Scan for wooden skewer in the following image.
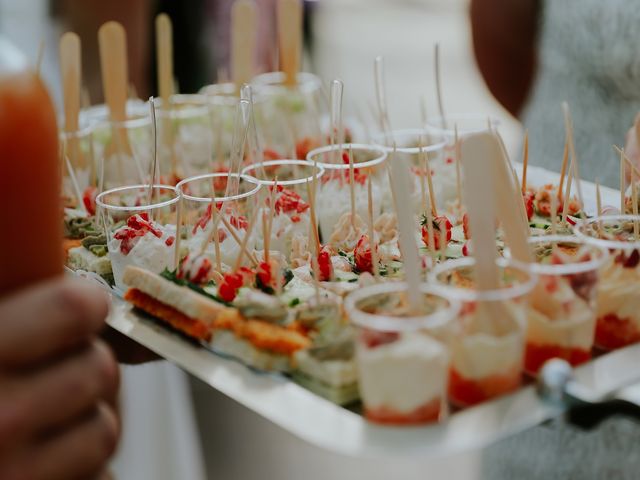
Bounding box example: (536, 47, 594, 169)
(550, 193, 558, 235)
(425, 190, 435, 253)
(388, 148, 422, 313)
(434, 43, 447, 129)
(367, 175, 379, 278)
(174, 196, 183, 271)
(64, 155, 86, 214)
(619, 146, 626, 214)
(632, 166, 639, 238)
(595, 179, 603, 234)
(422, 141, 438, 218)
(521, 130, 529, 193)
(98, 21, 134, 158)
(211, 204, 223, 272)
(231, 0, 258, 89)
(419, 138, 428, 215)
(557, 137, 569, 200)
(234, 209, 258, 270)
(147, 97, 159, 210)
(561, 153, 574, 226)
(454, 124, 462, 209)
(329, 79, 344, 166)
(373, 56, 392, 135)
(562, 103, 584, 209)
(348, 146, 357, 228)
(220, 214, 259, 266)
(277, 0, 302, 87)
(263, 178, 278, 262)
(156, 13, 179, 179)
(305, 180, 321, 254)
(613, 145, 640, 180)
(59, 32, 84, 169)
(262, 209, 270, 264)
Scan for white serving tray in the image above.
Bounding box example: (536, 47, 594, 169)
(102, 164, 639, 459)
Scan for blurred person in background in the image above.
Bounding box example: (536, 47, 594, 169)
(472, 1, 640, 478)
(471, 0, 640, 188)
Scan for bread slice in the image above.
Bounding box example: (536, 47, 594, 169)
(123, 266, 226, 322)
(122, 265, 231, 341)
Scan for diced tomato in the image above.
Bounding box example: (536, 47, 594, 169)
(165, 236, 175, 247)
(263, 148, 282, 161)
(595, 313, 640, 350)
(365, 397, 442, 425)
(256, 261, 273, 289)
(114, 214, 164, 254)
(524, 342, 591, 376)
(295, 137, 319, 160)
(218, 271, 245, 302)
(316, 245, 334, 281)
(82, 186, 98, 216)
(360, 328, 400, 349)
(274, 188, 309, 215)
(421, 215, 452, 250)
(448, 366, 521, 407)
(229, 214, 249, 230)
(523, 191, 534, 220)
(354, 234, 377, 273)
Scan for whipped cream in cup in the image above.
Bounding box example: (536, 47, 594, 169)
(242, 159, 324, 257)
(507, 236, 608, 375)
(96, 184, 180, 291)
(575, 214, 640, 350)
(429, 257, 537, 407)
(345, 282, 459, 426)
(176, 173, 262, 269)
(306, 143, 387, 241)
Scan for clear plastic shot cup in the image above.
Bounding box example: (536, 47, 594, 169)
(154, 94, 213, 181)
(508, 235, 608, 376)
(429, 257, 537, 407)
(345, 282, 459, 425)
(305, 143, 387, 242)
(81, 100, 153, 190)
(241, 159, 324, 258)
(95, 184, 180, 291)
(175, 173, 262, 270)
(575, 214, 640, 350)
(372, 128, 449, 215)
(251, 72, 325, 160)
(59, 125, 97, 212)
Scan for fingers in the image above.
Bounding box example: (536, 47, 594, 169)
(0, 403, 119, 480)
(0, 340, 119, 452)
(0, 277, 110, 368)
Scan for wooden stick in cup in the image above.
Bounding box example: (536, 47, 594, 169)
(434, 43, 447, 129)
(234, 209, 258, 270)
(277, 0, 302, 87)
(562, 102, 584, 209)
(620, 146, 626, 213)
(348, 146, 357, 228)
(521, 130, 529, 193)
(220, 214, 258, 266)
(550, 193, 558, 235)
(231, 0, 257, 89)
(422, 139, 438, 217)
(305, 180, 321, 254)
(367, 175, 379, 278)
(59, 32, 84, 169)
(557, 137, 569, 200)
(329, 79, 344, 166)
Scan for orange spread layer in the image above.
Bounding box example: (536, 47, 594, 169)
(124, 288, 212, 341)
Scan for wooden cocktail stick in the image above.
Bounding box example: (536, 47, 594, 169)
(348, 146, 357, 228)
(277, 0, 302, 87)
(234, 209, 258, 270)
(632, 166, 639, 238)
(367, 175, 379, 278)
(64, 155, 85, 214)
(562, 103, 584, 209)
(174, 196, 183, 271)
(550, 193, 558, 235)
(434, 43, 446, 129)
(561, 154, 574, 226)
(596, 179, 603, 234)
(59, 32, 84, 169)
(557, 137, 569, 200)
(329, 79, 344, 166)
(419, 137, 428, 215)
(422, 141, 438, 218)
(231, 0, 257, 89)
(98, 21, 134, 158)
(147, 97, 159, 210)
(616, 146, 625, 214)
(220, 214, 258, 266)
(521, 130, 529, 193)
(374, 56, 392, 135)
(305, 180, 321, 254)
